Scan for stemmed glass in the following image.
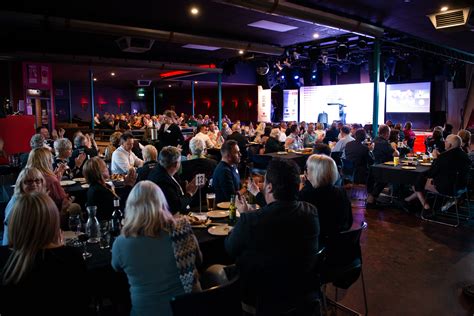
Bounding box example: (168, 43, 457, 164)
(99, 221, 110, 250)
(78, 233, 92, 259)
(68, 215, 82, 247)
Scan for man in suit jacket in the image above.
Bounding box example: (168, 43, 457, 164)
(344, 128, 374, 184)
(405, 134, 471, 209)
(225, 159, 320, 315)
(158, 110, 184, 150)
(148, 146, 199, 214)
(212, 140, 242, 203)
(226, 123, 249, 160)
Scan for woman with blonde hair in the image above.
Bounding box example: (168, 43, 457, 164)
(112, 181, 202, 316)
(0, 192, 87, 315)
(298, 154, 353, 245)
(26, 148, 79, 217)
(2, 167, 46, 245)
(104, 131, 123, 161)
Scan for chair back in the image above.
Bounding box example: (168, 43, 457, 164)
(341, 158, 355, 182)
(330, 151, 342, 168)
(170, 275, 241, 316)
(321, 222, 367, 289)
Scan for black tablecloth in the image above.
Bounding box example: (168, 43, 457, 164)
(262, 152, 311, 171)
(371, 163, 430, 185)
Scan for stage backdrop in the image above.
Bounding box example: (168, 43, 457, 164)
(258, 86, 272, 122)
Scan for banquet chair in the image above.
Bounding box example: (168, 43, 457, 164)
(170, 274, 241, 316)
(341, 158, 356, 199)
(421, 172, 471, 228)
(319, 221, 368, 316)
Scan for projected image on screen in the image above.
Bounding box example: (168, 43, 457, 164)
(299, 83, 385, 125)
(386, 82, 431, 113)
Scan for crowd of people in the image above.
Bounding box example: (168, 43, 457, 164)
(1, 108, 474, 315)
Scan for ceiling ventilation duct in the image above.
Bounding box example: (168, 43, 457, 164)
(116, 37, 155, 53)
(137, 80, 152, 86)
(428, 7, 473, 32)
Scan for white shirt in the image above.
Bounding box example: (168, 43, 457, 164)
(278, 130, 287, 143)
(111, 146, 144, 174)
(193, 132, 214, 149)
(332, 135, 355, 154)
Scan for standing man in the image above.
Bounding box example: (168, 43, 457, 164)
(111, 133, 144, 175)
(225, 159, 320, 315)
(158, 110, 184, 150)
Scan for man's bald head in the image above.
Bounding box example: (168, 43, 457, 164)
(446, 134, 462, 149)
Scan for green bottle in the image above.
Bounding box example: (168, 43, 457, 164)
(228, 195, 237, 226)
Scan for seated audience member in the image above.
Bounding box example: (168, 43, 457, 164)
(344, 128, 374, 184)
(385, 120, 394, 128)
(148, 146, 199, 214)
(136, 145, 158, 182)
(212, 140, 242, 203)
(84, 157, 136, 221)
(313, 143, 332, 156)
(112, 181, 201, 316)
(299, 154, 352, 245)
(285, 125, 303, 150)
(104, 131, 122, 161)
(192, 124, 215, 149)
(69, 134, 98, 174)
(259, 126, 272, 146)
(264, 128, 284, 154)
(187, 138, 207, 160)
(324, 122, 339, 144)
(332, 125, 354, 155)
(2, 167, 46, 245)
(469, 134, 474, 165)
(458, 129, 471, 153)
(221, 122, 232, 140)
(225, 159, 319, 315)
(207, 122, 222, 147)
(394, 123, 404, 141)
(19, 134, 47, 168)
(278, 122, 287, 143)
(253, 122, 266, 143)
(0, 192, 88, 316)
(53, 138, 86, 180)
(443, 123, 453, 139)
(227, 123, 248, 160)
(425, 127, 445, 153)
(405, 134, 471, 210)
(403, 121, 416, 148)
(26, 148, 80, 217)
(37, 126, 54, 149)
(314, 123, 326, 142)
(111, 133, 144, 175)
(366, 124, 399, 206)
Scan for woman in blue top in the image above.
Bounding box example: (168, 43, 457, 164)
(2, 167, 46, 246)
(112, 180, 202, 316)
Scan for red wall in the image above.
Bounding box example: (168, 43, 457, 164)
(162, 85, 258, 122)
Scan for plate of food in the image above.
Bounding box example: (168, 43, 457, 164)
(383, 161, 395, 165)
(60, 180, 76, 186)
(277, 151, 288, 155)
(217, 202, 231, 209)
(420, 163, 432, 166)
(110, 174, 124, 182)
(73, 177, 86, 183)
(81, 183, 90, 189)
(186, 214, 211, 228)
(207, 210, 229, 218)
(208, 225, 233, 236)
(401, 166, 417, 170)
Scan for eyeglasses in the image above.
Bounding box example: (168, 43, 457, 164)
(24, 179, 43, 185)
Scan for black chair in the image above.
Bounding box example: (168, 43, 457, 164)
(331, 151, 342, 169)
(319, 221, 368, 316)
(170, 275, 241, 316)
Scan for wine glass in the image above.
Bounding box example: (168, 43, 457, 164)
(77, 233, 92, 259)
(99, 221, 110, 249)
(68, 215, 82, 247)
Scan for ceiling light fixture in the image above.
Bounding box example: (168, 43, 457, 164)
(93, 78, 97, 81)
(168, 84, 172, 88)
(190, 7, 199, 15)
(111, 72, 115, 76)
(239, 50, 244, 55)
(312, 33, 320, 39)
(440, 6, 449, 12)
(194, 81, 198, 84)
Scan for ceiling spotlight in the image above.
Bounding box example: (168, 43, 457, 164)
(111, 72, 116, 76)
(357, 39, 367, 49)
(168, 84, 172, 88)
(312, 33, 320, 39)
(93, 78, 97, 81)
(294, 75, 299, 80)
(190, 7, 199, 15)
(194, 81, 198, 84)
(238, 50, 244, 55)
(440, 6, 449, 12)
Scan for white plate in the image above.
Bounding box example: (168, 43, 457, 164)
(73, 177, 86, 182)
(277, 151, 288, 155)
(81, 183, 90, 189)
(207, 210, 229, 218)
(217, 202, 231, 209)
(63, 230, 77, 240)
(208, 225, 233, 236)
(60, 180, 76, 186)
(401, 166, 417, 170)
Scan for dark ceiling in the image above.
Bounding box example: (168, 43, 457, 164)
(0, 0, 472, 85)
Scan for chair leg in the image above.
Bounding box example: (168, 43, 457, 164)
(361, 269, 368, 316)
(421, 194, 460, 227)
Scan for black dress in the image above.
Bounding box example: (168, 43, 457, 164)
(0, 246, 88, 316)
(86, 183, 117, 221)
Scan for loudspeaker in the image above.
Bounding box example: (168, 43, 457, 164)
(432, 111, 446, 127)
(116, 37, 154, 53)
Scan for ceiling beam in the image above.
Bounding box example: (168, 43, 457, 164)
(0, 10, 285, 56)
(213, 0, 384, 38)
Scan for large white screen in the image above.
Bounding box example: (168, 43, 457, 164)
(300, 83, 385, 125)
(386, 82, 431, 113)
(283, 90, 298, 121)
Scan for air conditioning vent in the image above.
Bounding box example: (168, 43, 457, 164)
(137, 80, 152, 86)
(428, 8, 472, 31)
(116, 37, 154, 53)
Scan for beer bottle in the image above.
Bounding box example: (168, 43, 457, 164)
(228, 195, 237, 226)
